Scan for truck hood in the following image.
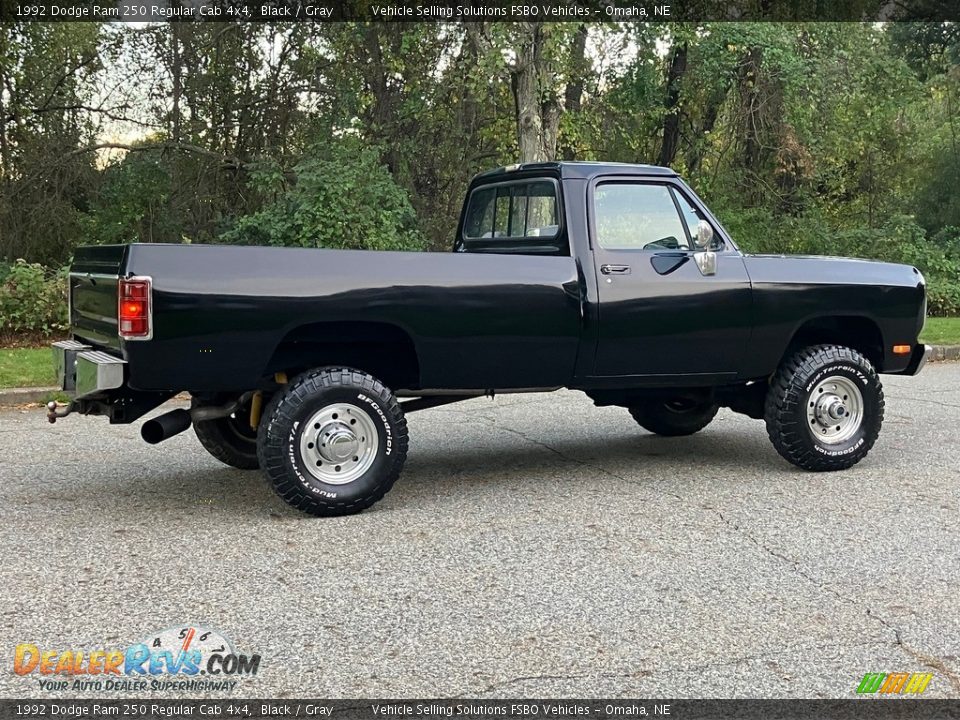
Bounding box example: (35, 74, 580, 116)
(742, 254, 924, 289)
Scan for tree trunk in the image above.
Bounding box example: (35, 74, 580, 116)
(512, 26, 546, 163)
(561, 24, 588, 160)
(739, 46, 764, 173)
(361, 24, 402, 174)
(465, 22, 565, 163)
(658, 42, 687, 168)
(511, 23, 560, 163)
(685, 83, 729, 175)
(170, 22, 182, 144)
(0, 50, 8, 182)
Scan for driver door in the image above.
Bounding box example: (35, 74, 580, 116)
(590, 180, 752, 379)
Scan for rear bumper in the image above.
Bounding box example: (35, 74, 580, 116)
(52, 340, 126, 398)
(900, 343, 932, 376)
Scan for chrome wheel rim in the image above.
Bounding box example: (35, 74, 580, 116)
(806, 375, 864, 445)
(299, 403, 379, 485)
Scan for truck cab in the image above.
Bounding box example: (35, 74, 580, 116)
(459, 162, 924, 384)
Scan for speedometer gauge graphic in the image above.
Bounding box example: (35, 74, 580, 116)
(139, 626, 234, 658)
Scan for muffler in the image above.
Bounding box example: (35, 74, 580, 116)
(141, 408, 192, 444)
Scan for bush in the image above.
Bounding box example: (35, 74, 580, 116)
(927, 279, 960, 317)
(83, 150, 177, 246)
(221, 142, 425, 252)
(712, 207, 960, 316)
(0, 260, 68, 340)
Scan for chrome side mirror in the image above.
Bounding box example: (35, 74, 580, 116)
(695, 220, 714, 249)
(694, 250, 717, 276)
(693, 220, 718, 275)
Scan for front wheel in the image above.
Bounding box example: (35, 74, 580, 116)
(257, 367, 408, 517)
(765, 344, 884, 471)
(629, 398, 719, 436)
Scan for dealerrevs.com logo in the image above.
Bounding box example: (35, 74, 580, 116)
(13, 625, 261, 692)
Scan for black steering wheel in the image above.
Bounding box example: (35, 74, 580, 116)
(642, 235, 682, 250)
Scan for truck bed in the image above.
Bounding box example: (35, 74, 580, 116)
(69, 244, 583, 393)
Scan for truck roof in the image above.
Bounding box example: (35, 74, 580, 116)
(473, 161, 677, 182)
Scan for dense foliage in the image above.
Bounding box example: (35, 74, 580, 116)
(1, 21, 959, 338)
(221, 142, 425, 251)
(0, 261, 67, 340)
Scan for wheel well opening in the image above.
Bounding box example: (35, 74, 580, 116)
(265, 321, 420, 390)
(786, 316, 884, 369)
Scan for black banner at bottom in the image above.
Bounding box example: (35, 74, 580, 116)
(2, 700, 960, 720)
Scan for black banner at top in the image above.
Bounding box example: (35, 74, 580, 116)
(2, 700, 960, 720)
(2, 0, 960, 23)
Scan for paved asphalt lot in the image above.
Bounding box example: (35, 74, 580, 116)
(0, 364, 958, 700)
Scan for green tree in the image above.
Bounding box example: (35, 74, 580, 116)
(0, 23, 102, 264)
(220, 141, 424, 252)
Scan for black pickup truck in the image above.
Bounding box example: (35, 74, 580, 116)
(50, 162, 930, 516)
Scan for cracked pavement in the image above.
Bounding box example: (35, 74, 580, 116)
(0, 363, 958, 698)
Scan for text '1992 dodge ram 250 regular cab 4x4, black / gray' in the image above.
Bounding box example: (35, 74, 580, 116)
(49, 162, 931, 516)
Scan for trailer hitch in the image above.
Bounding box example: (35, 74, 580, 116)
(46, 400, 75, 424)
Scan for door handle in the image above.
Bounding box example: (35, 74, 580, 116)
(600, 264, 631, 275)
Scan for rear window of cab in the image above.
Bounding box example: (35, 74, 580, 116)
(463, 180, 560, 242)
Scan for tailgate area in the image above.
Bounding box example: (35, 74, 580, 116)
(69, 245, 129, 350)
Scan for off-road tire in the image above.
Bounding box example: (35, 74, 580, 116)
(629, 399, 719, 436)
(257, 367, 408, 517)
(765, 344, 884, 471)
(192, 396, 260, 470)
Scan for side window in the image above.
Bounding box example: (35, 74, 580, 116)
(525, 181, 559, 238)
(672, 188, 707, 243)
(463, 181, 559, 241)
(593, 183, 690, 251)
(464, 187, 496, 239)
(494, 189, 511, 236)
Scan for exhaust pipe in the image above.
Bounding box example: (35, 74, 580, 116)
(190, 391, 254, 423)
(141, 409, 192, 445)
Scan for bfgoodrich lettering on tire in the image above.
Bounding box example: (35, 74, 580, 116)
(765, 344, 884, 471)
(257, 367, 408, 517)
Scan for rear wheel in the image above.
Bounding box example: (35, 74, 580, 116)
(629, 398, 719, 436)
(192, 396, 260, 470)
(257, 367, 408, 517)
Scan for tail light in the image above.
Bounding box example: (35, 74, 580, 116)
(118, 276, 153, 340)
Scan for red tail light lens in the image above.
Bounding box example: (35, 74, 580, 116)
(118, 277, 152, 340)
